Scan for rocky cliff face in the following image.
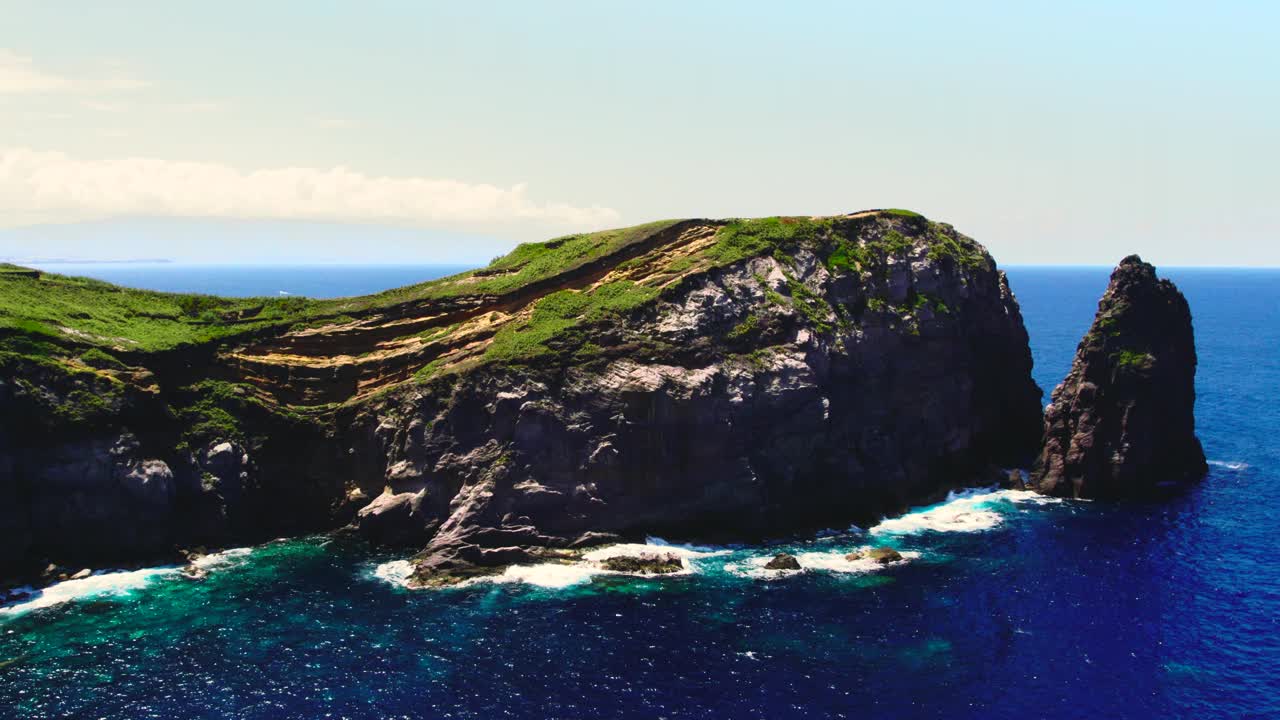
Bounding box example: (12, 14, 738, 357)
(1032, 255, 1207, 499)
(0, 211, 1043, 583)
(343, 213, 1043, 581)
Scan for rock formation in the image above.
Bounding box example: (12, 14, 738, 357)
(0, 210, 1043, 584)
(845, 547, 902, 564)
(764, 553, 802, 570)
(1032, 255, 1207, 498)
(599, 553, 683, 574)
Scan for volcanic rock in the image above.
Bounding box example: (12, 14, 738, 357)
(1032, 255, 1207, 498)
(764, 553, 802, 570)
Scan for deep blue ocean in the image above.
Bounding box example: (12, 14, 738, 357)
(2, 265, 1277, 719)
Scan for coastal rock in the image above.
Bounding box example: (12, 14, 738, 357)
(599, 553, 684, 574)
(356, 489, 435, 546)
(383, 215, 1041, 580)
(846, 547, 903, 564)
(764, 553, 802, 570)
(0, 211, 1043, 582)
(1032, 256, 1207, 498)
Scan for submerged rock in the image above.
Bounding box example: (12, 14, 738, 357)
(599, 553, 684, 574)
(1032, 256, 1207, 498)
(846, 547, 903, 564)
(764, 553, 802, 570)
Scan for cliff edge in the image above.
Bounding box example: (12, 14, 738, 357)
(1032, 255, 1207, 498)
(0, 211, 1044, 583)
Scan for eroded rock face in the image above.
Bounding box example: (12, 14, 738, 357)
(1032, 255, 1207, 498)
(0, 212, 1044, 583)
(353, 217, 1043, 580)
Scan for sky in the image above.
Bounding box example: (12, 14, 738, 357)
(1, 1, 1276, 266)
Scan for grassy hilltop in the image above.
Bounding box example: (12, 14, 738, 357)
(0, 208, 989, 430)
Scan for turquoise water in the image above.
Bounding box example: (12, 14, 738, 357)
(2, 266, 1277, 718)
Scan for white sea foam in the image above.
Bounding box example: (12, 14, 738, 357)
(0, 567, 179, 617)
(795, 548, 919, 573)
(483, 563, 602, 589)
(643, 536, 729, 554)
(870, 488, 1058, 536)
(455, 541, 726, 590)
(372, 559, 415, 588)
(1208, 460, 1249, 471)
(726, 547, 919, 578)
(189, 547, 254, 570)
(582, 542, 727, 563)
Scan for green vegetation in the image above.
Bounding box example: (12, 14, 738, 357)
(418, 323, 459, 344)
(0, 350, 127, 430)
(925, 222, 988, 270)
(1113, 349, 1154, 373)
(357, 219, 683, 306)
(884, 208, 924, 218)
(826, 228, 915, 276)
(0, 220, 685, 358)
(727, 313, 760, 340)
(78, 347, 128, 370)
(0, 270, 323, 353)
(912, 292, 951, 315)
(785, 279, 834, 333)
(0, 210, 987, 388)
(704, 217, 832, 267)
(176, 380, 252, 447)
(484, 280, 659, 362)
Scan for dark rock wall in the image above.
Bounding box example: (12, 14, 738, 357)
(1032, 255, 1207, 498)
(0, 217, 1045, 581)
(353, 227, 1042, 574)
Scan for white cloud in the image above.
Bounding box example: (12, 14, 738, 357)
(0, 50, 70, 93)
(0, 147, 620, 230)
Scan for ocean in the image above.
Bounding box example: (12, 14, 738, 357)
(1, 265, 1277, 719)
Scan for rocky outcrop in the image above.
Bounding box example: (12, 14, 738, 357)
(599, 553, 683, 574)
(764, 553, 802, 570)
(351, 214, 1042, 582)
(846, 547, 903, 564)
(0, 210, 1044, 584)
(1032, 256, 1207, 498)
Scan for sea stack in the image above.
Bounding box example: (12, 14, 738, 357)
(1032, 255, 1207, 498)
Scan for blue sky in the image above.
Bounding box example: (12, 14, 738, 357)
(0, 1, 1276, 265)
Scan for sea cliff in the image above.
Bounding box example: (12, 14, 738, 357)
(1032, 255, 1207, 498)
(0, 210, 1045, 582)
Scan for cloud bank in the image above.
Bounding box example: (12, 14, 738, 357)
(0, 148, 620, 230)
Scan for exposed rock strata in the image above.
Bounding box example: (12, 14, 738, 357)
(1032, 255, 1207, 498)
(0, 211, 1043, 583)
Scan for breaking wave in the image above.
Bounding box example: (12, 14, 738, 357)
(189, 547, 255, 570)
(871, 488, 1060, 536)
(726, 547, 920, 579)
(371, 559, 416, 588)
(1208, 460, 1249, 471)
(0, 567, 179, 618)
